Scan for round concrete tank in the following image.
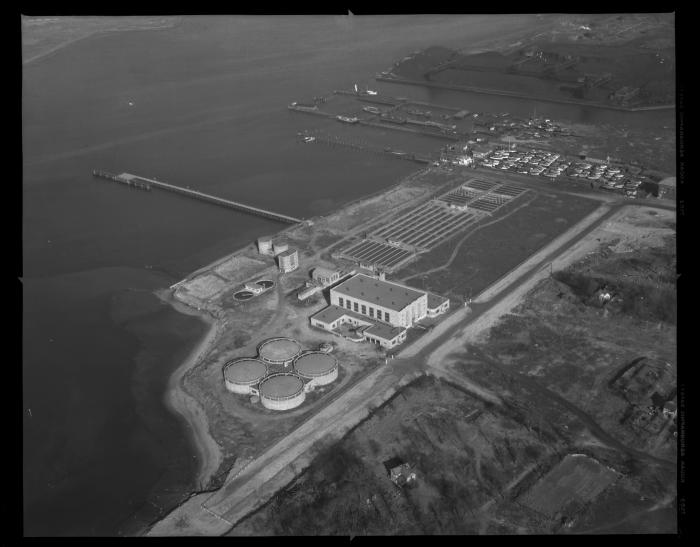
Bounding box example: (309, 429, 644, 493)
(259, 373, 305, 411)
(293, 351, 339, 387)
(257, 237, 273, 255)
(272, 240, 289, 255)
(257, 337, 302, 366)
(223, 358, 268, 394)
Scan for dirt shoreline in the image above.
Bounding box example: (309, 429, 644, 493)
(156, 289, 224, 490)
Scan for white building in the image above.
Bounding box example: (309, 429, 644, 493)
(277, 248, 299, 273)
(331, 274, 428, 328)
(312, 266, 341, 287)
(309, 273, 449, 349)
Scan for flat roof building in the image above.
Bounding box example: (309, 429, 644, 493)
(331, 273, 427, 329)
(310, 273, 449, 349)
(312, 266, 342, 287)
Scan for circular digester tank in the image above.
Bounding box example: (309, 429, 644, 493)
(223, 358, 268, 394)
(258, 373, 305, 411)
(257, 337, 302, 366)
(293, 351, 339, 387)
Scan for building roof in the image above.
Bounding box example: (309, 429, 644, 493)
(331, 274, 425, 312)
(310, 305, 372, 326)
(310, 305, 404, 341)
(313, 266, 340, 278)
(383, 457, 405, 473)
(364, 322, 405, 342)
(427, 292, 449, 310)
(278, 248, 298, 258)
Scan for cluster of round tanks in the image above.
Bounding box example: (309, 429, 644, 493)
(223, 338, 340, 411)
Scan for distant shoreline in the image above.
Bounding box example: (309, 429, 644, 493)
(376, 75, 675, 113)
(22, 21, 180, 66)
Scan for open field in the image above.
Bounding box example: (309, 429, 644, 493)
(474, 206, 676, 460)
(388, 14, 674, 110)
(229, 366, 676, 535)
(229, 375, 565, 535)
(399, 188, 600, 300)
(520, 454, 619, 518)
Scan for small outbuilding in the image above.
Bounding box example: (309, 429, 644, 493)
(383, 457, 417, 487)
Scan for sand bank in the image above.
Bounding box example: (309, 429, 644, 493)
(157, 289, 224, 489)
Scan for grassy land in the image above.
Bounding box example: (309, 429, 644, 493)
(468, 222, 676, 461)
(229, 375, 566, 535)
(229, 368, 676, 535)
(399, 190, 600, 300)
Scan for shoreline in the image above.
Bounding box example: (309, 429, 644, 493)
(376, 76, 675, 113)
(22, 21, 181, 66)
(157, 288, 224, 491)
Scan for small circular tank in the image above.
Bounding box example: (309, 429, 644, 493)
(293, 351, 339, 387)
(223, 358, 268, 394)
(257, 337, 302, 366)
(259, 373, 305, 411)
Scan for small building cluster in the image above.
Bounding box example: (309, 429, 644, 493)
(310, 273, 449, 348)
(297, 266, 344, 302)
(257, 236, 299, 273)
(479, 146, 647, 197)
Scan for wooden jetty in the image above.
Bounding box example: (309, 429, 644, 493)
(92, 170, 301, 224)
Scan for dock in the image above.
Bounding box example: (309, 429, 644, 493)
(93, 170, 301, 224)
(300, 132, 432, 164)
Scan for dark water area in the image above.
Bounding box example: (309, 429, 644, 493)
(23, 15, 555, 536)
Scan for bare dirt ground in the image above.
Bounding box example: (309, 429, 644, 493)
(229, 376, 563, 535)
(476, 209, 676, 460)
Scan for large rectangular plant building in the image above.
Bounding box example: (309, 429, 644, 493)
(330, 273, 428, 328)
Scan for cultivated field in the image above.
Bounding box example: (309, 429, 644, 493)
(519, 454, 619, 518)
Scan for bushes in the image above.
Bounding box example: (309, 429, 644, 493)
(554, 268, 677, 325)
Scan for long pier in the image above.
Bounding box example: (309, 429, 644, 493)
(92, 170, 302, 224)
(301, 132, 432, 164)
